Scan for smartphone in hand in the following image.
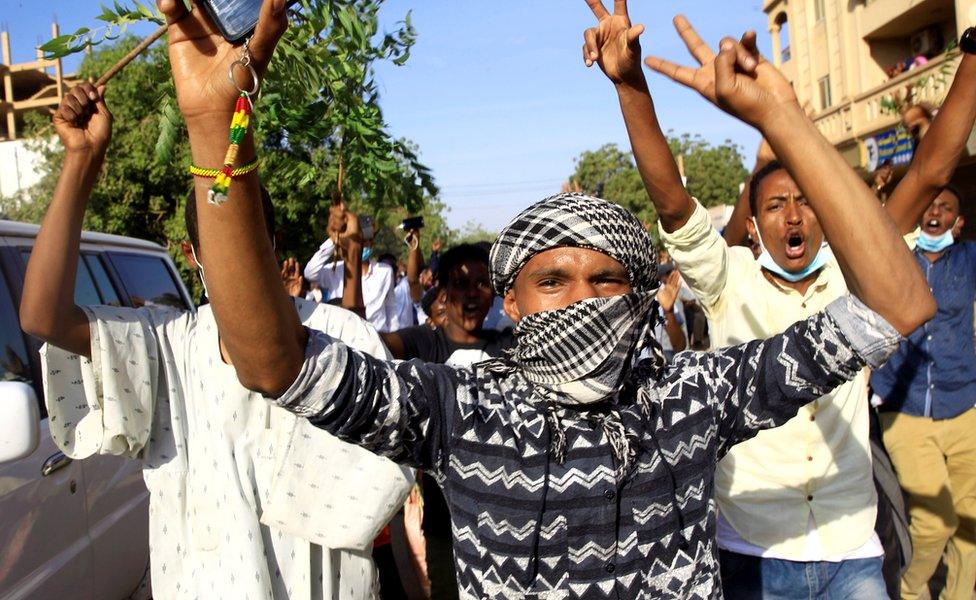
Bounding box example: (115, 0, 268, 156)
(198, 0, 297, 43)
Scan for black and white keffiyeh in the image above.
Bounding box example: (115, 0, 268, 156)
(490, 192, 658, 295)
(485, 193, 666, 474)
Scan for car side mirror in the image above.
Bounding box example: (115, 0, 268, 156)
(0, 381, 40, 463)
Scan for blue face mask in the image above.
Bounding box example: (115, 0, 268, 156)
(361, 247, 373, 262)
(752, 218, 829, 283)
(917, 226, 956, 253)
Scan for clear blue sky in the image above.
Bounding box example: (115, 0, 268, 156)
(5, 0, 770, 231)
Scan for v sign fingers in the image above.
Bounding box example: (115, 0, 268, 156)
(673, 15, 714, 65)
(582, 0, 645, 85)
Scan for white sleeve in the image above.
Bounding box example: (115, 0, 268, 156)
(40, 305, 188, 459)
(303, 238, 335, 281)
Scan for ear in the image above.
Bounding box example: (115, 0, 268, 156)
(180, 241, 199, 269)
(745, 217, 759, 245)
(502, 289, 521, 323)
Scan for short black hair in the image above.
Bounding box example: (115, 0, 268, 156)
(185, 187, 276, 253)
(436, 244, 490, 289)
(377, 253, 398, 268)
(749, 160, 787, 216)
(941, 183, 965, 208)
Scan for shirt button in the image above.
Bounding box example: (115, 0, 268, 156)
(927, 335, 933, 341)
(604, 489, 616, 501)
(807, 456, 813, 462)
(807, 495, 814, 501)
(605, 562, 616, 574)
(809, 415, 816, 422)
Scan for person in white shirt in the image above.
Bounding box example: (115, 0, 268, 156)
(19, 86, 413, 600)
(304, 212, 397, 332)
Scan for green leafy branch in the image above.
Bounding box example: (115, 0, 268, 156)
(39, 1, 172, 59)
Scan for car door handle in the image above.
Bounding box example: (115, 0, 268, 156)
(41, 451, 72, 477)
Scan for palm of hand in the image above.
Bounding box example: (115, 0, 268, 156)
(657, 285, 678, 311)
(164, 6, 250, 120)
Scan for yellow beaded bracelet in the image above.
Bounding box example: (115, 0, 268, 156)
(189, 157, 260, 179)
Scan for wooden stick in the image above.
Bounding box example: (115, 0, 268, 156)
(95, 23, 167, 87)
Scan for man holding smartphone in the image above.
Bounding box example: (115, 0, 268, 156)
(304, 207, 398, 332)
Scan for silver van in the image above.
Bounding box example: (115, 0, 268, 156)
(0, 220, 194, 599)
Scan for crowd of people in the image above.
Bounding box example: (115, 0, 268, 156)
(14, 0, 976, 598)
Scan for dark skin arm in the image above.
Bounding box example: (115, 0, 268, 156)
(643, 20, 935, 334)
(885, 53, 976, 234)
(405, 229, 424, 303)
(724, 139, 776, 246)
(158, 0, 304, 396)
(20, 83, 112, 358)
(583, 0, 694, 231)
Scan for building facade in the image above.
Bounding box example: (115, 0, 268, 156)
(764, 0, 976, 231)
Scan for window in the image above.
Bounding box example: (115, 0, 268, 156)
(20, 249, 102, 306)
(84, 255, 121, 306)
(814, 0, 826, 22)
(776, 13, 791, 63)
(0, 270, 33, 387)
(108, 253, 188, 310)
(818, 75, 833, 109)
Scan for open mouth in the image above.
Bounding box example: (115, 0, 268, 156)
(784, 233, 805, 260)
(923, 218, 943, 234)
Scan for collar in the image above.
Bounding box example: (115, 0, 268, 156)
(763, 257, 834, 298)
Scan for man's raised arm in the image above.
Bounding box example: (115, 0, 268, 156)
(158, 0, 304, 395)
(885, 51, 976, 233)
(582, 0, 694, 231)
(20, 83, 113, 358)
(645, 21, 934, 335)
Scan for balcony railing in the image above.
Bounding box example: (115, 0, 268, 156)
(813, 51, 960, 145)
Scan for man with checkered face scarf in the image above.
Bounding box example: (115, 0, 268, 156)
(263, 188, 911, 599)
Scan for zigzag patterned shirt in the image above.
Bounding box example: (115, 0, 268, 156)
(274, 295, 901, 599)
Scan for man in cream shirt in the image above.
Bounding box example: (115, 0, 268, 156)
(662, 163, 886, 598)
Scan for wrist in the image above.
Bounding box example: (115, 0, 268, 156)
(615, 74, 650, 95)
(758, 102, 808, 139)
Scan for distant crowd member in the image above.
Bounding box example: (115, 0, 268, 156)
(304, 206, 397, 332)
(19, 84, 413, 599)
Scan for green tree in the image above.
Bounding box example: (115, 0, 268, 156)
(7, 1, 442, 298)
(667, 132, 748, 209)
(568, 136, 748, 232)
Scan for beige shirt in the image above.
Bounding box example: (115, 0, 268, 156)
(661, 200, 876, 559)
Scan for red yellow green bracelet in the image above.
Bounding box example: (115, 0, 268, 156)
(189, 157, 260, 179)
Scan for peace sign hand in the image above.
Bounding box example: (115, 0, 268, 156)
(645, 16, 798, 130)
(583, 0, 645, 85)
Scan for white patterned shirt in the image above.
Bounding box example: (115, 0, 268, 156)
(41, 298, 413, 600)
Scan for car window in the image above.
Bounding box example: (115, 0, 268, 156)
(21, 250, 102, 307)
(84, 255, 122, 306)
(0, 270, 33, 387)
(108, 253, 188, 310)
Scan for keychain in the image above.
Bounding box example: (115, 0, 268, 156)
(208, 38, 260, 205)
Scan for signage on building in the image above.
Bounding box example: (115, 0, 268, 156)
(862, 128, 915, 172)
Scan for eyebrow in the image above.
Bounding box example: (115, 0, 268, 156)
(590, 267, 629, 279)
(526, 267, 571, 280)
